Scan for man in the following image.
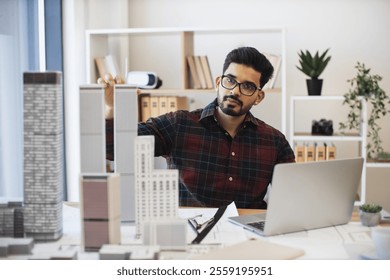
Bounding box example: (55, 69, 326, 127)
(106, 46, 295, 209)
(106, 47, 295, 208)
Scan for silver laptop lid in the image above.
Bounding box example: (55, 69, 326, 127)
(263, 157, 364, 236)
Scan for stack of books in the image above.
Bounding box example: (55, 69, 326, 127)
(262, 53, 282, 90)
(186, 55, 214, 89)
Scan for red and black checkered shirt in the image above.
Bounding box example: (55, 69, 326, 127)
(107, 99, 295, 209)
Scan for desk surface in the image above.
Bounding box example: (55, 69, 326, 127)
(1, 203, 389, 260)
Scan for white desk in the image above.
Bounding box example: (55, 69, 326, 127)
(1, 202, 387, 260)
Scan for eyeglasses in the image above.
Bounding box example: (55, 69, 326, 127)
(187, 205, 228, 244)
(188, 214, 214, 234)
(220, 75, 261, 96)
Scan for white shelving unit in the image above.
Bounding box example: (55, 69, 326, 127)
(289, 95, 368, 204)
(85, 26, 287, 133)
(366, 161, 390, 168)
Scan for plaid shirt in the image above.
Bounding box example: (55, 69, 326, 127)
(136, 99, 295, 209)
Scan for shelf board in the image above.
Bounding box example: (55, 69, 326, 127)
(140, 89, 215, 94)
(366, 160, 390, 168)
(291, 95, 345, 101)
(292, 132, 363, 142)
(86, 26, 286, 36)
(139, 87, 282, 95)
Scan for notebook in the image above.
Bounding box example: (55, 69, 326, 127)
(228, 157, 364, 236)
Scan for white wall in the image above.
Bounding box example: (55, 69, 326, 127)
(0, 0, 28, 199)
(63, 0, 129, 201)
(126, 0, 390, 148)
(65, 0, 390, 208)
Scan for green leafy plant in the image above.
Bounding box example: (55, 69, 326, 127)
(296, 49, 332, 79)
(339, 62, 390, 159)
(377, 151, 390, 161)
(359, 203, 382, 213)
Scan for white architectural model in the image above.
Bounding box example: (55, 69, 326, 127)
(79, 85, 180, 237)
(113, 85, 139, 222)
(79, 85, 106, 173)
(134, 136, 179, 237)
(79, 85, 138, 221)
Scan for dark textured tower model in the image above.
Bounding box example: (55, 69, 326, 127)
(23, 72, 64, 241)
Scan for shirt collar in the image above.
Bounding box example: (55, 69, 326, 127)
(200, 98, 261, 127)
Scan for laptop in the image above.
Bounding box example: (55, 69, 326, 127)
(228, 157, 364, 236)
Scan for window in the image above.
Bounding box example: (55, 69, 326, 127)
(0, 0, 64, 198)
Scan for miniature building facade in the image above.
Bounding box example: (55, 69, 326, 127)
(134, 136, 179, 236)
(23, 72, 64, 241)
(0, 200, 24, 238)
(113, 85, 139, 222)
(79, 85, 106, 173)
(80, 174, 121, 251)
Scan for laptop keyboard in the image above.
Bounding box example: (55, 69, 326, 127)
(247, 221, 265, 231)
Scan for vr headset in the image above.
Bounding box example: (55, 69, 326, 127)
(126, 71, 162, 89)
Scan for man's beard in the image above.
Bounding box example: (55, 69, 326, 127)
(217, 93, 248, 117)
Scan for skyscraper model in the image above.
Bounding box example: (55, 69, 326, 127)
(23, 72, 64, 241)
(134, 136, 179, 237)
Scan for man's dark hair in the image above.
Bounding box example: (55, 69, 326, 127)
(222, 46, 274, 89)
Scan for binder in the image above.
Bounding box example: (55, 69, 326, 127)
(315, 143, 326, 161)
(326, 144, 337, 160)
(150, 96, 159, 117)
(194, 56, 207, 89)
(200, 55, 214, 89)
(304, 144, 315, 162)
(167, 96, 188, 112)
(294, 143, 305, 163)
(158, 96, 169, 115)
(140, 95, 151, 122)
(186, 56, 201, 89)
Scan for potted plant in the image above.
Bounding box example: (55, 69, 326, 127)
(339, 62, 390, 159)
(359, 203, 382, 227)
(296, 48, 332, 95)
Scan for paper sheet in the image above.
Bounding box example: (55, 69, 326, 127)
(179, 202, 248, 245)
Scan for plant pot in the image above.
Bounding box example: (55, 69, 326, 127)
(306, 79, 323, 96)
(359, 210, 381, 227)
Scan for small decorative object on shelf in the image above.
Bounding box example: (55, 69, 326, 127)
(126, 71, 163, 89)
(376, 151, 390, 163)
(311, 119, 333, 136)
(296, 49, 331, 96)
(359, 203, 382, 227)
(339, 62, 390, 159)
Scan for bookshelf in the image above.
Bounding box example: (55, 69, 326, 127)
(289, 95, 368, 204)
(85, 27, 287, 133)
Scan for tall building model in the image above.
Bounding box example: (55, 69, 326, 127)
(79, 85, 138, 221)
(23, 72, 64, 241)
(134, 136, 179, 236)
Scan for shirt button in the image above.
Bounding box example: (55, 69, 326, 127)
(228, 177, 233, 182)
(231, 152, 235, 156)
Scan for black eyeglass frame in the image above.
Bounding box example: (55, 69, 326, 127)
(220, 75, 262, 96)
(188, 214, 214, 234)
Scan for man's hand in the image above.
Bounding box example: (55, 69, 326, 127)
(97, 74, 125, 119)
